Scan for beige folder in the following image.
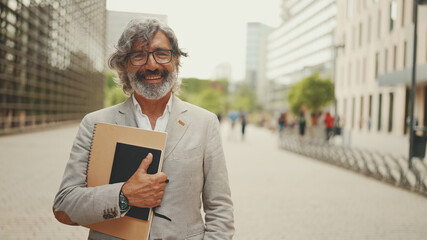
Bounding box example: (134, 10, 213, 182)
(85, 122, 167, 240)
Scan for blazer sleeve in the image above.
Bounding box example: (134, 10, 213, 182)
(202, 115, 235, 239)
(53, 114, 123, 226)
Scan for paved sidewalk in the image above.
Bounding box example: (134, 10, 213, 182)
(222, 122, 427, 239)
(1, 122, 427, 239)
(0, 124, 88, 239)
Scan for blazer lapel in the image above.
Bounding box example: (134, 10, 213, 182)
(164, 95, 189, 159)
(114, 97, 138, 127)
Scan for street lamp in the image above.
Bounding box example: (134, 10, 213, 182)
(408, 0, 427, 169)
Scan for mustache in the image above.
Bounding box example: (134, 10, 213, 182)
(135, 70, 168, 79)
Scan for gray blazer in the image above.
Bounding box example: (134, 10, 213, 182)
(53, 96, 234, 240)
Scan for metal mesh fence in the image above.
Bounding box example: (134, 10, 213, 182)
(0, 0, 106, 135)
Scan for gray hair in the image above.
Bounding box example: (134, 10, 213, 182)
(108, 18, 188, 95)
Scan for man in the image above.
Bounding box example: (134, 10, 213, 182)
(53, 18, 234, 240)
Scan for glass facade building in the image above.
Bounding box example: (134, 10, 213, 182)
(0, 0, 106, 135)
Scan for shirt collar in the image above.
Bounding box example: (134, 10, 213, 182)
(132, 93, 173, 115)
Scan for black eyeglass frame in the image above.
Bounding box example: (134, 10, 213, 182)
(126, 49, 174, 66)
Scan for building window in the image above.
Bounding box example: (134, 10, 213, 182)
(368, 95, 373, 131)
(375, 52, 379, 77)
(404, 41, 407, 68)
(393, 45, 397, 70)
(378, 10, 382, 39)
(390, 1, 397, 32)
(359, 23, 363, 47)
(352, 27, 356, 49)
(384, 49, 388, 73)
(404, 88, 410, 134)
(378, 93, 383, 131)
(360, 96, 364, 129)
(401, 0, 405, 27)
(368, 16, 371, 43)
(352, 97, 356, 129)
(344, 98, 347, 128)
(388, 92, 395, 132)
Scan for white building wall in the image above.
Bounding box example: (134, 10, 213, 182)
(335, 0, 427, 156)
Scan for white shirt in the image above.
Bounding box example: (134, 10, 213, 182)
(132, 93, 172, 132)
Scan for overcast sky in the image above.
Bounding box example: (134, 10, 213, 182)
(106, 0, 282, 81)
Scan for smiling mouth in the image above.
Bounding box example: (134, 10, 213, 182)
(144, 75, 162, 80)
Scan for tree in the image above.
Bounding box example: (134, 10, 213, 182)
(179, 77, 229, 114)
(287, 72, 334, 115)
(229, 83, 257, 112)
(191, 88, 224, 113)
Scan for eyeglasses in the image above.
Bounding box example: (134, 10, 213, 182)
(127, 49, 173, 66)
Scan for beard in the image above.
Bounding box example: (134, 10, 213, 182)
(128, 69, 177, 100)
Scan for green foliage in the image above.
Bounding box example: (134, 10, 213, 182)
(104, 71, 128, 107)
(287, 84, 303, 116)
(179, 77, 230, 114)
(287, 72, 334, 115)
(180, 78, 212, 94)
(230, 83, 257, 112)
(192, 88, 224, 113)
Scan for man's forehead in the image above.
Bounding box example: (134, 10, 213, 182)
(131, 40, 149, 50)
(131, 32, 171, 51)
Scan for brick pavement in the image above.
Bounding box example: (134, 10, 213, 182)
(1, 122, 427, 239)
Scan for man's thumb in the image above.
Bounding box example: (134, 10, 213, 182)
(138, 153, 153, 173)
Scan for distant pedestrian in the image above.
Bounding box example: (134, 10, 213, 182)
(216, 112, 222, 123)
(228, 110, 239, 129)
(324, 112, 334, 141)
(240, 111, 247, 140)
(278, 112, 287, 136)
(298, 111, 306, 138)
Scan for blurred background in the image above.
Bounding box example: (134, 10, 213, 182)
(1, 0, 427, 155)
(1, 0, 427, 239)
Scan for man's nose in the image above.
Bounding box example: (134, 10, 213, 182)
(144, 53, 159, 70)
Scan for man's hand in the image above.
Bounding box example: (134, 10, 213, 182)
(121, 153, 167, 208)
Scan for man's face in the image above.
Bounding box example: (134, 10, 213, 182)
(127, 31, 178, 99)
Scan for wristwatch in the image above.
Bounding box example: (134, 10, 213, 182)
(119, 190, 129, 212)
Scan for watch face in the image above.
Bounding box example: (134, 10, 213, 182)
(119, 193, 128, 210)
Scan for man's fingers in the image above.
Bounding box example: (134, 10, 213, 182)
(137, 153, 153, 174)
(154, 172, 168, 183)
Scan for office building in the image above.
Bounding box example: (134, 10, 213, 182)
(335, 0, 427, 155)
(245, 22, 272, 99)
(265, 0, 337, 113)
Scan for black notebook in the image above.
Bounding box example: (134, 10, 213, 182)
(109, 142, 162, 221)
